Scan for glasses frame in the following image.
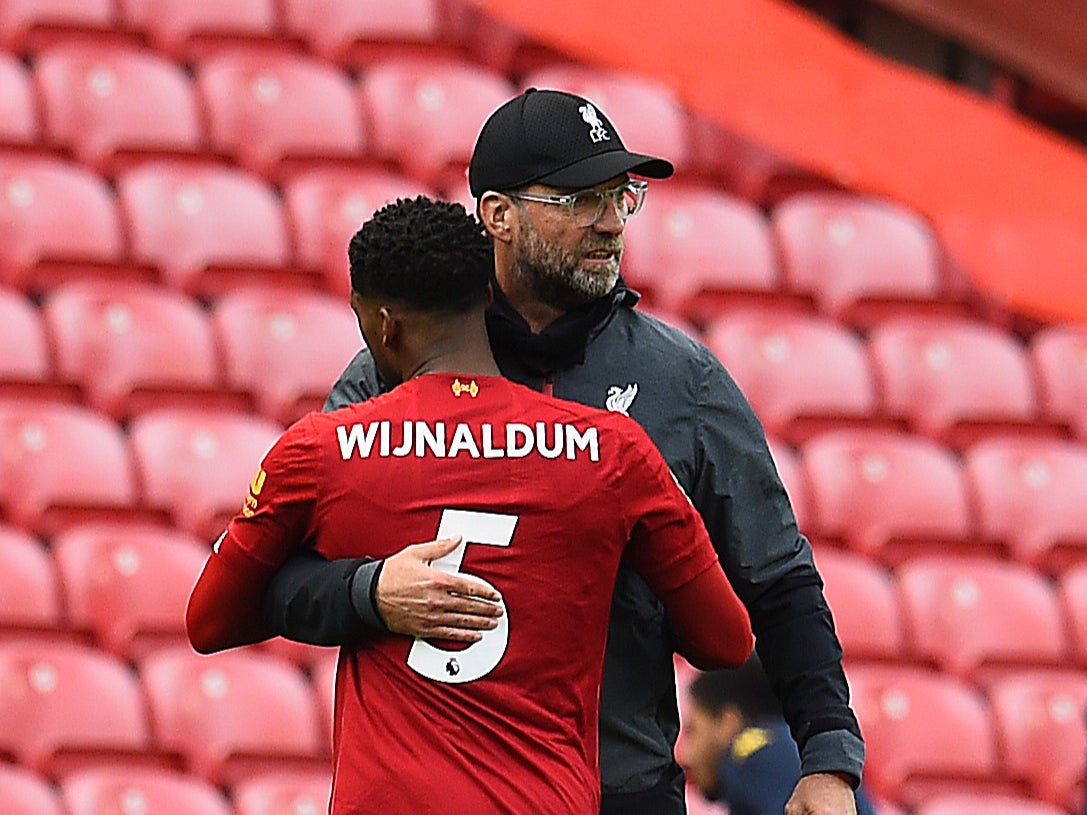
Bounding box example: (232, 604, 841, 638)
(506, 180, 648, 227)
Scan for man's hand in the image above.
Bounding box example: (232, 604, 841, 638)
(785, 773, 858, 815)
(375, 536, 504, 641)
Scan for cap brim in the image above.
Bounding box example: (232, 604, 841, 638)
(535, 149, 674, 189)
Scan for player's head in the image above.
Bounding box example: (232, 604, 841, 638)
(678, 655, 782, 797)
(348, 196, 494, 385)
(469, 89, 674, 313)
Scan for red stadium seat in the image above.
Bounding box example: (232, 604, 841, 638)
(1030, 323, 1087, 443)
(196, 50, 365, 181)
(0, 400, 141, 535)
(52, 522, 209, 661)
(0, 764, 64, 815)
(232, 771, 333, 815)
(0, 288, 79, 403)
(521, 65, 693, 176)
(987, 670, 1087, 812)
(128, 407, 283, 540)
(119, 0, 282, 61)
(310, 649, 337, 745)
(0, 155, 142, 294)
(799, 430, 979, 565)
(359, 57, 516, 194)
(61, 766, 232, 815)
(813, 548, 905, 665)
(847, 665, 1006, 806)
(212, 287, 363, 425)
(869, 316, 1060, 450)
(0, 640, 169, 777)
(896, 556, 1068, 682)
(33, 44, 204, 175)
(704, 309, 888, 445)
(0, 525, 63, 638)
(964, 437, 1087, 576)
(1057, 564, 1087, 666)
(0, 52, 39, 150)
(620, 184, 790, 322)
(140, 647, 328, 785)
(284, 167, 435, 296)
(117, 162, 306, 296)
(282, 0, 464, 67)
(43, 281, 249, 421)
(914, 794, 1070, 815)
(771, 191, 960, 328)
(766, 437, 809, 528)
(0, 0, 121, 54)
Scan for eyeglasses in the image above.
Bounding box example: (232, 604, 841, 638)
(506, 180, 648, 227)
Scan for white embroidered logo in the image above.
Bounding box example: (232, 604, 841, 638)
(605, 384, 639, 416)
(579, 103, 610, 143)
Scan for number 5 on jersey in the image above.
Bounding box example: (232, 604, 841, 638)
(407, 509, 517, 684)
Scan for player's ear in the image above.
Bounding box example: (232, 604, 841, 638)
(378, 306, 399, 348)
(478, 192, 513, 244)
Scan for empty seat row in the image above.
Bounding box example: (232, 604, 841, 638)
(0, 283, 362, 425)
(0, 638, 333, 787)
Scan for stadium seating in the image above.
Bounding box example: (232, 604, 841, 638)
(896, 556, 1068, 682)
(33, 44, 204, 174)
(0, 0, 121, 54)
(232, 770, 334, 815)
(0, 155, 138, 293)
(140, 646, 328, 785)
(196, 50, 366, 181)
(771, 191, 960, 327)
(0, 525, 64, 638)
(1030, 323, 1087, 443)
(117, 161, 308, 296)
(914, 794, 1071, 815)
(1057, 563, 1087, 666)
(0, 763, 64, 815)
(0, 639, 172, 777)
(211, 287, 363, 425)
(704, 308, 889, 444)
(358, 56, 516, 194)
(283, 166, 435, 296)
(128, 407, 283, 540)
(813, 548, 905, 665)
(43, 280, 250, 421)
(61, 766, 233, 815)
(0, 287, 80, 403)
(799, 429, 980, 565)
(119, 0, 282, 61)
(963, 436, 1087, 575)
(0, 399, 143, 535)
(987, 669, 1087, 811)
(521, 64, 693, 175)
(281, 0, 464, 67)
(0, 52, 39, 150)
(868, 315, 1061, 449)
(847, 664, 1008, 805)
(620, 184, 791, 322)
(310, 648, 338, 745)
(52, 522, 209, 661)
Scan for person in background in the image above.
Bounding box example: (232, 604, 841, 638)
(260, 88, 864, 815)
(680, 656, 878, 815)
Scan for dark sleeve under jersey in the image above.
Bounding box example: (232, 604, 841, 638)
(689, 350, 864, 783)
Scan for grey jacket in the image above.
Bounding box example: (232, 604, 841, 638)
(265, 281, 864, 801)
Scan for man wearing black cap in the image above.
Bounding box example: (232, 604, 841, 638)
(261, 89, 865, 815)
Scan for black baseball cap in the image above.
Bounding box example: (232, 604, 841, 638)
(468, 88, 674, 197)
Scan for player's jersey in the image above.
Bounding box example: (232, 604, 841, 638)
(223, 374, 719, 815)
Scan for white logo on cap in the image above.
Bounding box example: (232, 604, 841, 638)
(579, 103, 610, 144)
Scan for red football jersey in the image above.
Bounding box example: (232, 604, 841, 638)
(221, 374, 720, 815)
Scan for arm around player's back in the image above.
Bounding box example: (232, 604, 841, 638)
(616, 414, 754, 670)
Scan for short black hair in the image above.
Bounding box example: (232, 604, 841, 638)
(348, 196, 493, 313)
(688, 655, 783, 720)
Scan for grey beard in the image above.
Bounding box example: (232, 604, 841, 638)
(513, 220, 622, 312)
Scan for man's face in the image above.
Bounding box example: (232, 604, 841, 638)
(676, 700, 739, 799)
(509, 176, 627, 311)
